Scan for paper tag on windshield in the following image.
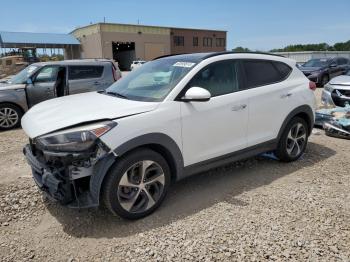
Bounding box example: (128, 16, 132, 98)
(173, 62, 195, 68)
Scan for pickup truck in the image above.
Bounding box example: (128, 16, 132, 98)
(0, 59, 121, 130)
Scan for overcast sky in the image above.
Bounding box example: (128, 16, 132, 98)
(1, 0, 349, 51)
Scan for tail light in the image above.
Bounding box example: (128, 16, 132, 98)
(309, 81, 317, 91)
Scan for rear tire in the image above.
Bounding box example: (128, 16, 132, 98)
(102, 148, 171, 220)
(0, 103, 23, 131)
(275, 117, 309, 162)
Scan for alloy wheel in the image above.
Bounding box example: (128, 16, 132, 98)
(0, 107, 19, 129)
(117, 160, 165, 213)
(286, 123, 306, 157)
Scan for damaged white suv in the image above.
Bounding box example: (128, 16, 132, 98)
(22, 52, 316, 219)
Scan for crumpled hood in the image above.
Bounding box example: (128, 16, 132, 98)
(0, 82, 25, 91)
(21, 92, 160, 138)
(329, 75, 350, 86)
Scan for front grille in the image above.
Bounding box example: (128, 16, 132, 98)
(331, 89, 350, 107)
(335, 89, 350, 97)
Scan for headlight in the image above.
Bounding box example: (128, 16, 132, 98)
(36, 121, 117, 152)
(324, 84, 333, 92)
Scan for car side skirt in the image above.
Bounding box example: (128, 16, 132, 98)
(182, 139, 277, 178)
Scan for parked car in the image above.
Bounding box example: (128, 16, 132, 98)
(22, 52, 316, 219)
(0, 59, 121, 130)
(299, 57, 350, 87)
(130, 60, 146, 71)
(322, 69, 350, 107)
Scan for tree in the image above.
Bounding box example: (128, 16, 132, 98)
(270, 40, 350, 52)
(232, 46, 251, 52)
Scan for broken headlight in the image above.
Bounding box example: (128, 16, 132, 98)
(36, 121, 117, 152)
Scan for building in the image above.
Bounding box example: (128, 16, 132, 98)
(0, 31, 80, 59)
(272, 51, 350, 64)
(71, 23, 227, 70)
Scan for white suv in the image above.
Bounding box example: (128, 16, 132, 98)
(22, 52, 316, 219)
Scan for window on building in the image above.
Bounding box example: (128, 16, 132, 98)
(193, 37, 199, 47)
(216, 38, 226, 47)
(174, 36, 185, 46)
(203, 37, 213, 47)
(68, 66, 104, 80)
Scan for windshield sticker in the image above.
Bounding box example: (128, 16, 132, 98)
(173, 62, 195, 68)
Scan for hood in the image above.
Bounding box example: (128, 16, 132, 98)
(0, 82, 25, 91)
(300, 66, 322, 72)
(329, 75, 350, 86)
(21, 92, 160, 138)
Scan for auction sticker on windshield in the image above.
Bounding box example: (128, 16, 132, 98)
(173, 62, 196, 68)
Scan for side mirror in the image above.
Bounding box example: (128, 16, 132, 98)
(182, 87, 211, 102)
(330, 63, 337, 68)
(26, 78, 33, 85)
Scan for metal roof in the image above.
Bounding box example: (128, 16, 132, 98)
(0, 31, 80, 46)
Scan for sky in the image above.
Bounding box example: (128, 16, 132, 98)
(1, 0, 349, 51)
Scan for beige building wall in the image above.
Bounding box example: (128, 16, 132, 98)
(100, 31, 170, 60)
(170, 28, 227, 54)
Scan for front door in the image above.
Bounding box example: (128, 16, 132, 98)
(180, 60, 249, 166)
(26, 65, 59, 107)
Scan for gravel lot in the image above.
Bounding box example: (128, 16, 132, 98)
(0, 89, 349, 261)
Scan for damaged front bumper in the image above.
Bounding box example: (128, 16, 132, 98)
(23, 143, 116, 208)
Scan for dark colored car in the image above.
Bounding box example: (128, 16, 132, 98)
(299, 57, 350, 87)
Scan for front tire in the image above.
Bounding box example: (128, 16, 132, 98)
(102, 148, 171, 219)
(0, 103, 23, 131)
(275, 117, 308, 162)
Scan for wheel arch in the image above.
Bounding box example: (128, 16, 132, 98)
(277, 105, 314, 142)
(113, 133, 184, 183)
(0, 101, 25, 115)
(89, 133, 184, 206)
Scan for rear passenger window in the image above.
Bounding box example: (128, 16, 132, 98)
(243, 60, 291, 88)
(68, 66, 104, 80)
(188, 60, 239, 97)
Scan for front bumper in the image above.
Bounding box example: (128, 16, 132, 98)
(23, 144, 116, 208)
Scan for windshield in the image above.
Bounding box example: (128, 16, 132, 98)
(7, 65, 39, 84)
(106, 57, 198, 102)
(303, 59, 329, 68)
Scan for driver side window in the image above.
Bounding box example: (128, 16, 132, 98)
(187, 60, 239, 97)
(35, 66, 59, 83)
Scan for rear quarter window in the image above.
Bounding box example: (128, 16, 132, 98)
(68, 65, 104, 80)
(242, 60, 292, 88)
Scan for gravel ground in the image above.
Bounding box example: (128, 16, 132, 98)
(0, 89, 349, 261)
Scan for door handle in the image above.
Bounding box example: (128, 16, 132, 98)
(94, 81, 101, 85)
(231, 104, 247, 111)
(281, 93, 292, 99)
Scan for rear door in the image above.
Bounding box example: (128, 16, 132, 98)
(241, 59, 295, 147)
(68, 64, 107, 94)
(26, 65, 59, 107)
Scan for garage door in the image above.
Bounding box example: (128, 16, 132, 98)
(144, 43, 165, 61)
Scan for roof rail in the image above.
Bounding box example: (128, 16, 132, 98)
(152, 53, 186, 60)
(202, 51, 285, 59)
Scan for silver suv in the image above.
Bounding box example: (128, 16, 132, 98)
(0, 59, 121, 130)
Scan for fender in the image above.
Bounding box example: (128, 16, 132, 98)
(114, 133, 184, 180)
(88, 133, 184, 205)
(277, 105, 314, 142)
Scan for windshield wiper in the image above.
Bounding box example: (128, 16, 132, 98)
(103, 90, 128, 99)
